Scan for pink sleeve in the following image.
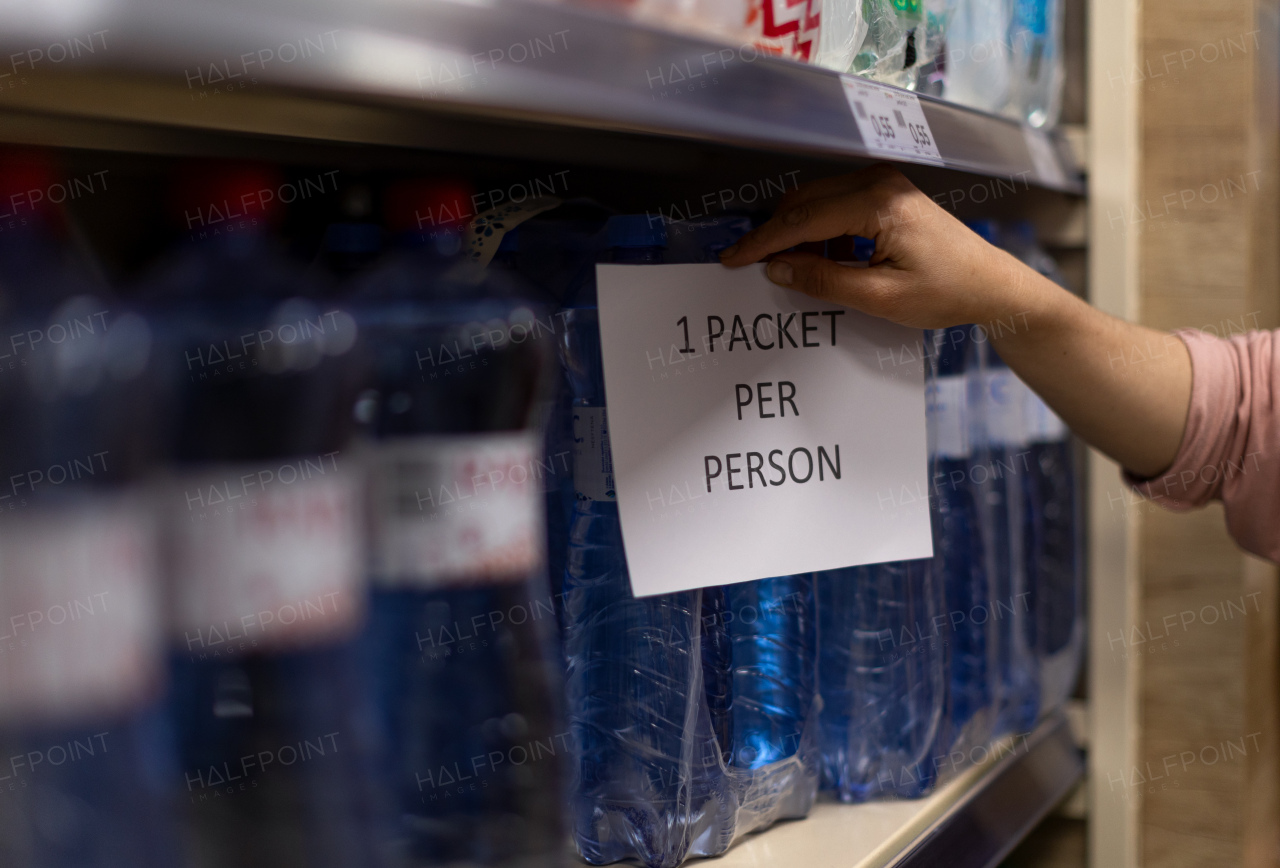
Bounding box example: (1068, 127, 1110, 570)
(1125, 328, 1280, 562)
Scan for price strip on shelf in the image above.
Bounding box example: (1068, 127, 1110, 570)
(840, 76, 944, 165)
(596, 263, 933, 597)
(1023, 126, 1069, 188)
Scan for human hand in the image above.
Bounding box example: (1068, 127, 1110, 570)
(717, 165, 1032, 330)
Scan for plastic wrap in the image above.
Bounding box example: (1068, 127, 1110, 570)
(623, 0, 821, 62)
(817, 559, 946, 801)
(926, 326, 1000, 768)
(1006, 0, 1064, 127)
(813, 0, 868, 72)
(942, 0, 1014, 113)
(561, 221, 820, 865)
(853, 0, 926, 90)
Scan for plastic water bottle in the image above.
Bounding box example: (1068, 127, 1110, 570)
(964, 223, 1039, 738)
(351, 179, 569, 868)
(1002, 223, 1081, 715)
(490, 227, 576, 622)
(667, 216, 821, 825)
(1007, 0, 1064, 128)
(0, 150, 182, 868)
(817, 559, 944, 801)
(141, 163, 388, 868)
(855, 0, 926, 90)
(943, 0, 1014, 113)
(562, 216, 730, 867)
(925, 325, 998, 767)
(818, 329, 944, 801)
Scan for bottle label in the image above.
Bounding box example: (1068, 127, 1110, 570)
(166, 458, 364, 654)
(1024, 391, 1068, 442)
(572, 406, 615, 502)
(985, 369, 1032, 447)
(368, 432, 542, 589)
(928, 376, 971, 459)
(0, 497, 164, 724)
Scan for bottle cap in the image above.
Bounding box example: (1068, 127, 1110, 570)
(607, 214, 667, 249)
(168, 161, 284, 232)
(0, 147, 61, 226)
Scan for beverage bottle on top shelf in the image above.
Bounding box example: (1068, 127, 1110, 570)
(670, 214, 822, 827)
(0, 150, 182, 868)
(139, 163, 389, 868)
(965, 220, 1039, 738)
(942, 0, 1014, 113)
(1007, 0, 1064, 128)
(925, 324, 999, 765)
(350, 179, 568, 868)
(1002, 222, 1081, 716)
(561, 215, 730, 868)
(855, 0, 927, 89)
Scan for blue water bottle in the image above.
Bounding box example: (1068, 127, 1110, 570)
(352, 178, 569, 868)
(0, 149, 182, 868)
(561, 216, 729, 868)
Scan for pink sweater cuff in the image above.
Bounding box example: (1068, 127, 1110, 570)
(1124, 328, 1279, 561)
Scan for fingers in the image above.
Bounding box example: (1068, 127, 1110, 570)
(719, 188, 886, 268)
(762, 252, 904, 322)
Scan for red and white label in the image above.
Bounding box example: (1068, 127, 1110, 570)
(165, 460, 365, 654)
(0, 499, 164, 724)
(368, 432, 542, 589)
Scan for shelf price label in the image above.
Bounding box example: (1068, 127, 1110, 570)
(596, 263, 933, 598)
(840, 76, 944, 165)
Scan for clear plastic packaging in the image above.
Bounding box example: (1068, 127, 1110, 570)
(563, 218, 820, 867)
(1006, 0, 1064, 128)
(817, 559, 946, 800)
(813, 0, 868, 72)
(942, 0, 1014, 113)
(853, 0, 927, 90)
(626, 0, 822, 62)
(926, 326, 1000, 769)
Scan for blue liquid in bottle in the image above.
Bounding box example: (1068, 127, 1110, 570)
(351, 183, 568, 868)
(0, 152, 182, 868)
(965, 221, 1039, 738)
(141, 164, 388, 868)
(817, 557, 944, 801)
(1003, 222, 1082, 715)
(927, 325, 1000, 764)
(561, 216, 728, 868)
(666, 214, 821, 825)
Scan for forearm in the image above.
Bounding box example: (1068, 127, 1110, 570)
(986, 252, 1192, 478)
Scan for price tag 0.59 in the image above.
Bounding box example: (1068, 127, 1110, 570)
(840, 76, 945, 166)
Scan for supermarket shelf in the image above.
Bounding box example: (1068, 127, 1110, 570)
(0, 0, 1081, 191)
(715, 712, 1082, 868)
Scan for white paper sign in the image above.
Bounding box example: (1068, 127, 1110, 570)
(596, 263, 933, 597)
(840, 76, 944, 165)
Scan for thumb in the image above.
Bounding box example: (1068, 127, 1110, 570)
(763, 251, 903, 322)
